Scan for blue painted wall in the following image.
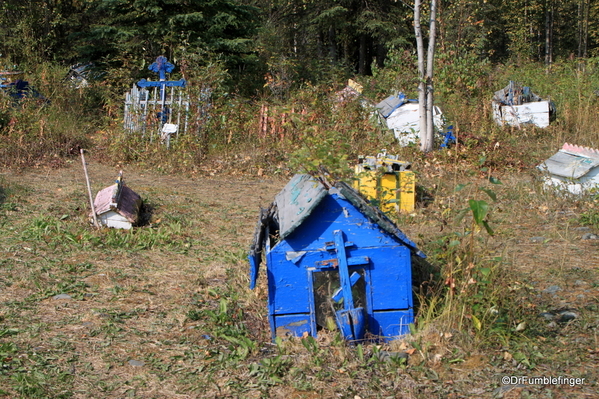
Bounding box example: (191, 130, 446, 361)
(265, 191, 414, 341)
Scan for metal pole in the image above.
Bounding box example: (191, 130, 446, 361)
(80, 149, 100, 228)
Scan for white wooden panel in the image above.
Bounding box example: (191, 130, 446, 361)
(385, 103, 444, 146)
(99, 211, 133, 230)
(494, 100, 550, 128)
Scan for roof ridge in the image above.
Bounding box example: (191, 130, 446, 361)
(562, 143, 599, 158)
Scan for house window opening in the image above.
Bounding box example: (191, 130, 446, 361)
(312, 268, 367, 331)
(266, 207, 281, 248)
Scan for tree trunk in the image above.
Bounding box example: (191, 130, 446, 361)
(376, 43, 387, 69)
(359, 34, 367, 75)
(583, 0, 589, 58)
(545, 0, 553, 66)
(414, 0, 437, 153)
(423, 0, 437, 152)
(578, 0, 583, 58)
(328, 26, 337, 62)
(414, 0, 427, 148)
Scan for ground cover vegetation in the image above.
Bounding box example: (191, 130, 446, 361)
(0, 0, 598, 397)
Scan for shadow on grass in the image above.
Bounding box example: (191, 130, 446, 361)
(411, 255, 442, 317)
(136, 200, 155, 227)
(416, 184, 435, 208)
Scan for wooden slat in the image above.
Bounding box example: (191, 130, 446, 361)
(123, 83, 192, 141)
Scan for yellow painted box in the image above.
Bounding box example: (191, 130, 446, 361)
(354, 165, 415, 214)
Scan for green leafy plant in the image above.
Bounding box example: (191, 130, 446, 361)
(579, 196, 599, 229)
(413, 176, 519, 348)
(455, 176, 502, 236)
(248, 354, 292, 386)
(289, 128, 353, 182)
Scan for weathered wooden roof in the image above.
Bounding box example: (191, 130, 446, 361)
(248, 174, 425, 288)
(93, 180, 141, 223)
(249, 174, 424, 261)
(375, 94, 406, 118)
(540, 143, 599, 179)
(274, 174, 329, 240)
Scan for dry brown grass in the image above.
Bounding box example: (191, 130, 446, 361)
(0, 132, 597, 398)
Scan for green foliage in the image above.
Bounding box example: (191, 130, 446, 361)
(418, 236, 519, 346)
(0, 98, 91, 168)
(440, 0, 509, 60)
(187, 294, 258, 362)
(0, 338, 77, 398)
(0, 0, 88, 64)
(0, 342, 20, 373)
(579, 196, 599, 229)
(455, 177, 502, 236)
(414, 176, 520, 348)
(369, 47, 418, 97)
(467, 199, 493, 235)
(491, 59, 599, 148)
(75, 0, 260, 88)
(0, 62, 114, 168)
(435, 47, 493, 102)
(289, 128, 352, 181)
(1, 0, 599, 99)
(249, 354, 292, 386)
(579, 211, 599, 229)
(288, 94, 387, 180)
(20, 215, 192, 253)
(1, 0, 599, 172)
(300, 336, 319, 354)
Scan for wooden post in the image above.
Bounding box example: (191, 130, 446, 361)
(80, 149, 100, 228)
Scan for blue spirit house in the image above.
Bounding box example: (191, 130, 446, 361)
(249, 174, 426, 342)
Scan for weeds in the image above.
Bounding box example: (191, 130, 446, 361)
(579, 195, 599, 229)
(412, 177, 528, 355)
(0, 63, 98, 169)
(187, 292, 258, 363)
(0, 55, 597, 177)
(20, 215, 192, 252)
(0, 55, 597, 398)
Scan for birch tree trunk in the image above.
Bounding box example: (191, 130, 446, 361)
(414, 0, 437, 152)
(424, 0, 437, 152)
(545, 0, 553, 66)
(414, 0, 427, 147)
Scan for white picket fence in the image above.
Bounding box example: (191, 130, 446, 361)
(123, 83, 190, 146)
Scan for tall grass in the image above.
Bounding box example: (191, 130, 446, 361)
(1, 55, 598, 396)
(2, 54, 599, 174)
(0, 62, 110, 168)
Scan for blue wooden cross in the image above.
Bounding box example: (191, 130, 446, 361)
(331, 230, 368, 341)
(137, 56, 186, 88)
(136, 56, 186, 124)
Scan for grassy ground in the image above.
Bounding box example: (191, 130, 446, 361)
(0, 144, 597, 398)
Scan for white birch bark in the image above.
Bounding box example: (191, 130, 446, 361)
(423, 0, 437, 152)
(414, 0, 427, 147)
(414, 0, 437, 152)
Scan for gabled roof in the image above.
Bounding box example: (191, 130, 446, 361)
(93, 174, 141, 223)
(272, 174, 424, 256)
(274, 174, 329, 240)
(248, 174, 425, 288)
(539, 143, 599, 179)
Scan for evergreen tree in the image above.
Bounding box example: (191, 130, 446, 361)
(71, 0, 260, 82)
